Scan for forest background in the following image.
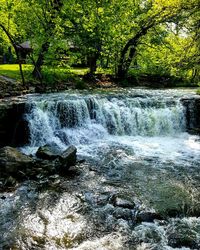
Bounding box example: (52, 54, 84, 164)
(0, 0, 199, 90)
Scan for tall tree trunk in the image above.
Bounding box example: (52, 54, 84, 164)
(0, 24, 26, 86)
(117, 26, 152, 79)
(17, 53, 25, 86)
(32, 42, 50, 79)
(117, 45, 137, 79)
(89, 53, 99, 75)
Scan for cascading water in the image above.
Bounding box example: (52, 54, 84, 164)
(1, 89, 200, 250)
(23, 90, 186, 155)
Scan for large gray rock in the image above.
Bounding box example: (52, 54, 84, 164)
(59, 145, 77, 173)
(114, 197, 135, 209)
(110, 194, 135, 209)
(36, 144, 60, 160)
(0, 146, 34, 177)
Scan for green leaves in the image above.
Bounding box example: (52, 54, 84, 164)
(0, 0, 199, 83)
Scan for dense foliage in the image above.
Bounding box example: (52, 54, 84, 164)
(0, 0, 199, 85)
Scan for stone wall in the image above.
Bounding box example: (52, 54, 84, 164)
(0, 99, 29, 147)
(181, 97, 200, 133)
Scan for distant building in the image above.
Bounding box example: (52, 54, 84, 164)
(16, 41, 33, 63)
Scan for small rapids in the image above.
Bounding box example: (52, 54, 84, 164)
(1, 88, 200, 249)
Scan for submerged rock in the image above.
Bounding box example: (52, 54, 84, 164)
(167, 218, 200, 249)
(136, 211, 163, 223)
(110, 195, 135, 209)
(113, 207, 133, 220)
(114, 197, 135, 209)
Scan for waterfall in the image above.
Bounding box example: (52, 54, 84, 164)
(24, 92, 186, 152)
(2, 89, 200, 250)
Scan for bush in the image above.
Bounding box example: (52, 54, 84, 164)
(75, 79, 87, 89)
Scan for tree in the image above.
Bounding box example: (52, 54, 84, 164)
(116, 0, 199, 79)
(18, 0, 64, 81)
(0, 0, 26, 85)
(62, 0, 108, 74)
(1, 0, 199, 85)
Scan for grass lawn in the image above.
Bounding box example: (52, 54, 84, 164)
(0, 64, 33, 80)
(70, 67, 89, 75)
(0, 64, 91, 85)
(0, 64, 89, 81)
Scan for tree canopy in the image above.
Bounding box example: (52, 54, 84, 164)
(0, 0, 199, 85)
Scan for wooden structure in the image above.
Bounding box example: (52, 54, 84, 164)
(16, 41, 33, 62)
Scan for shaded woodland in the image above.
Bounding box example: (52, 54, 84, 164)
(0, 0, 199, 87)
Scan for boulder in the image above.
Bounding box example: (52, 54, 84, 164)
(0, 146, 34, 177)
(136, 211, 163, 223)
(59, 145, 77, 173)
(114, 197, 135, 209)
(167, 219, 198, 249)
(110, 195, 135, 209)
(33, 159, 58, 177)
(113, 207, 132, 220)
(36, 144, 77, 169)
(36, 144, 60, 160)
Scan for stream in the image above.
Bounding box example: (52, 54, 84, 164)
(0, 88, 200, 249)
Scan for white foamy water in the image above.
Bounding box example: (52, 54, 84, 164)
(22, 89, 200, 166)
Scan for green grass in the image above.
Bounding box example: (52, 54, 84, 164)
(0, 64, 89, 81)
(1, 64, 199, 91)
(41, 66, 89, 89)
(0, 64, 111, 81)
(70, 67, 89, 75)
(0, 64, 33, 80)
(96, 67, 113, 75)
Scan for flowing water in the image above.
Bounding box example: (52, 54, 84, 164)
(1, 88, 200, 249)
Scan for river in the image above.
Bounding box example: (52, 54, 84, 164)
(0, 88, 200, 249)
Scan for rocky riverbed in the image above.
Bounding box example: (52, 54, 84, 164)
(0, 88, 200, 249)
(1, 156, 200, 249)
(0, 145, 77, 191)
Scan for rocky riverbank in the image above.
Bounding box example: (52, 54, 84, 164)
(0, 145, 77, 191)
(0, 74, 116, 99)
(0, 76, 32, 98)
(1, 155, 200, 249)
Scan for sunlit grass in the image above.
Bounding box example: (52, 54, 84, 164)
(96, 67, 113, 75)
(0, 64, 89, 80)
(0, 64, 33, 80)
(0, 64, 112, 88)
(70, 67, 89, 75)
